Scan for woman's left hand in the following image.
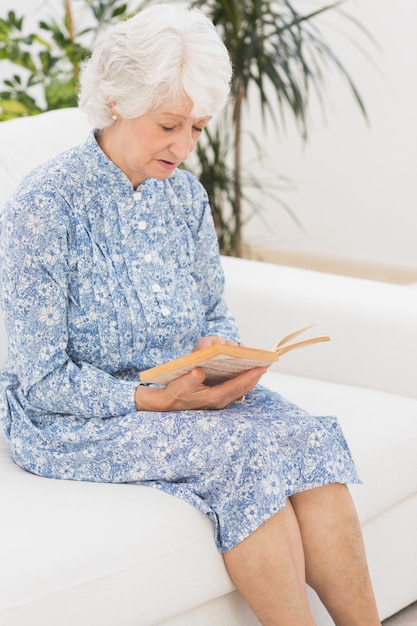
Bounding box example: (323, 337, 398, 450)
(134, 364, 266, 412)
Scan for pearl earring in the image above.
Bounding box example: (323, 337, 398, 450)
(112, 114, 118, 121)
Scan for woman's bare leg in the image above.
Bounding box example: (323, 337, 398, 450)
(223, 502, 315, 626)
(290, 483, 381, 625)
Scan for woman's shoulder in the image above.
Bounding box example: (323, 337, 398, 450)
(3, 134, 101, 223)
(11, 140, 88, 202)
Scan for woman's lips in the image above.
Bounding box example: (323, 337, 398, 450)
(157, 159, 178, 171)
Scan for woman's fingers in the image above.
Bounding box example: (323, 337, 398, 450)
(165, 366, 267, 410)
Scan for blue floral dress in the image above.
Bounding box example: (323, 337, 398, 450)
(0, 133, 360, 552)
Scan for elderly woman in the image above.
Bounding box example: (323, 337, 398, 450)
(0, 4, 380, 625)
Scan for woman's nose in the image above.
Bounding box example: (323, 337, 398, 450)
(170, 129, 196, 160)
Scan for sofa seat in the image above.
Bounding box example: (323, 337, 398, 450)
(1, 369, 416, 626)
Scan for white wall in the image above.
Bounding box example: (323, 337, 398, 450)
(1, 0, 416, 276)
(242, 0, 417, 275)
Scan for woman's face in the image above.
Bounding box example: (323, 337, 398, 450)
(99, 99, 211, 188)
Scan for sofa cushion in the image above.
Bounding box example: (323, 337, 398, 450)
(0, 440, 234, 625)
(262, 370, 417, 524)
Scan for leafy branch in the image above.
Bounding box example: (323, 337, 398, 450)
(0, 1, 134, 119)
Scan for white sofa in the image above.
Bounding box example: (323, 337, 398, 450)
(0, 108, 416, 626)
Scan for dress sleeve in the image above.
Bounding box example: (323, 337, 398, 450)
(185, 174, 241, 342)
(0, 179, 139, 419)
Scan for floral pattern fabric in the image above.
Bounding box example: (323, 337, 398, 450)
(0, 133, 360, 552)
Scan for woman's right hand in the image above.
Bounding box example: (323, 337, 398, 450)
(134, 366, 267, 412)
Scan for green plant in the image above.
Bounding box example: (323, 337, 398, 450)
(187, 111, 298, 256)
(0, 0, 134, 119)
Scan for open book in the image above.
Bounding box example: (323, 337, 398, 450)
(139, 325, 330, 386)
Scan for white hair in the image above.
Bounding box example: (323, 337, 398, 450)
(78, 3, 232, 128)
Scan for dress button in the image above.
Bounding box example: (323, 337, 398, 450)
(144, 254, 152, 263)
(138, 221, 147, 230)
(161, 307, 170, 317)
(133, 191, 142, 201)
(152, 283, 161, 293)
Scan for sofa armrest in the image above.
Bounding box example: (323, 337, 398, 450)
(222, 256, 417, 399)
